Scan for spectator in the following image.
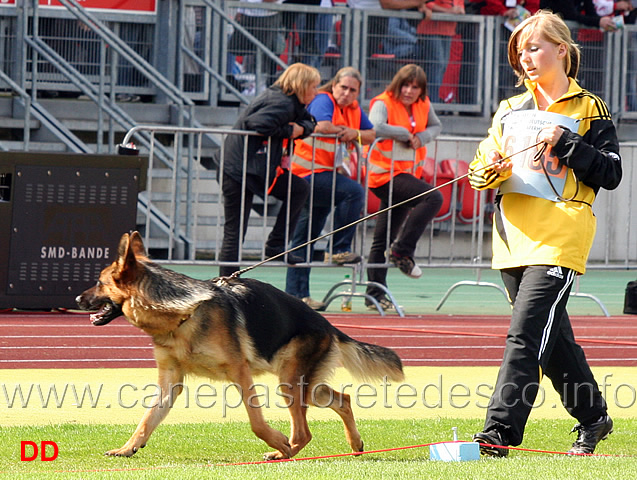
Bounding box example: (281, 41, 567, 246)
(218, 63, 321, 277)
(469, 11, 621, 456)
(600, 1, 635, 109)
(116, 22, 155, 103)
(476, 0, 539, 17)
(183, 6, 203, 93)
(346, 0, 432, 58)
(383, 16, 419, 58)
(456, 2, 482, 105)
(622, 3, 637, 110)
(281, 0, 335, 67)
(39, 18, 100, 99)
(285, 67, 375, 310)
(592, 0, 614, 16)
(456, 1, 539, 105)
(475, 1, 540, 101)
(540, 0, 619, 28)
(416, 0, 466, 103)
(281, 0, 320, 64)
(312, 0, 339, 68)
(365, 64, 443, 311)
(227, 0, 287, 94)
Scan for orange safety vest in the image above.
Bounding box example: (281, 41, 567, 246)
(367, 91, 430, 188)
(266, 138, 291, 194)
(291, 92, 362, 178)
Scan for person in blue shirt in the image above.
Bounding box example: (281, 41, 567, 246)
(285, 67, 376, 310)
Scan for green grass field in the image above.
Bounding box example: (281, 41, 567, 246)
(2, 366, 637, 478)
(2, 419, 637, 479)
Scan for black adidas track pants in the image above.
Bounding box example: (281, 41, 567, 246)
(483, 265, 608, 446)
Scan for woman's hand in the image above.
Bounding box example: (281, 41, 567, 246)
(418, 3, 433, 20)
(537, 125, 564, 147)
(338, 126, 359, 143)
(599, 16, 618, 32)
(409, 134, 422, 150)
(487, 150, 512, 174)
(290, 122, 305, 139)
(504, 8, 518, 19)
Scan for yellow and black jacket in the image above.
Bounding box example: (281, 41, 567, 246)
(469, 78, 622, 274)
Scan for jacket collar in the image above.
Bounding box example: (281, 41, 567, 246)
(523, 77, 584, 105)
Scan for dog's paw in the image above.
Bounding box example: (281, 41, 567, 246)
(263, 450, 290, 461)
(353, 440, 364, 455)
(261, 431, 292, 460)
(263, 436, 292, 461)
(104, 445, 139, 457)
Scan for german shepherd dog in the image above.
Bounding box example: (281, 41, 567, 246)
(76, 232, 404, 459)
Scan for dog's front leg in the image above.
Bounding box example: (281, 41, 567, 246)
(230, 361, 292, 459)
(106, 367, 184, 457)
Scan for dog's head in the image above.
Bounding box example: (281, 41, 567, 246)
(75, 231, 147, 326)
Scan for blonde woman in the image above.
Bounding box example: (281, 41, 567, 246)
(469, 11, 621, 457)
(219, 63, 321, 277)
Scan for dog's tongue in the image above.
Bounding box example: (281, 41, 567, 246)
(90, 303, 112, 325)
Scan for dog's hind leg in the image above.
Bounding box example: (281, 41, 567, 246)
(106, 367, 184, 457)
(312, 384, 364, 454)
(230, 361, 292, 459)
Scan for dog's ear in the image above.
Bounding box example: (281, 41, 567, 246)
(117, 233, 131, 260)
(128, 231, 147, 258)
(115, 233, 139, 283)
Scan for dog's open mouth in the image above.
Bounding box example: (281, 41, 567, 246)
(90, 301, 124, 326)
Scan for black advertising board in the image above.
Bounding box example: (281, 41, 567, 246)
(0, 152, 147, 309)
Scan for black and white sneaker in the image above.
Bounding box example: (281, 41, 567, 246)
(473, 430, 509, 457)
(568, 415, 613, 455)
(389, 250, 422, 279)
(365, 297, 397, 312)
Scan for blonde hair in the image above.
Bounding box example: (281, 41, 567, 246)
(386, 64, 428, 100)
(508, 10, 580, 86)
(274, 63, 321, 99)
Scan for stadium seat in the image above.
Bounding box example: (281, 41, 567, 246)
(439, 159, 494, 224)
(423, 157, 454, 222)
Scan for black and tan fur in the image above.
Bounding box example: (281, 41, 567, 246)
(76, 232, 404, 459)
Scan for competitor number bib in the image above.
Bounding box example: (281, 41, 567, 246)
(500, 110, 578, 202)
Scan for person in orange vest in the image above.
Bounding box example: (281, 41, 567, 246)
(218, 63, 320, 277)
(365, 64, 443, 311)
(285, 67, 376, 310)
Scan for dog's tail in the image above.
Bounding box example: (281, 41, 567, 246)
(335, 331, 404, 383)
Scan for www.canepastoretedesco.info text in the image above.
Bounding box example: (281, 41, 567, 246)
(2, 374, 635, 415)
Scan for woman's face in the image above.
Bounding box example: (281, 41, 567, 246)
(517, 31, 566, 85)
(398, 80, 422, 108)
(299, 80, 320, 105)
(332, 76, 361, 107)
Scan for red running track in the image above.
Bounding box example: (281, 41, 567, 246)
(1, 312, 637, 369)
